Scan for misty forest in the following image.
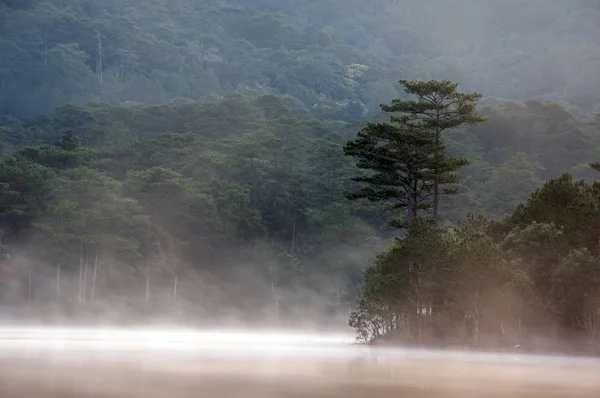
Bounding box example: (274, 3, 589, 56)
(1, 0, 600, 354)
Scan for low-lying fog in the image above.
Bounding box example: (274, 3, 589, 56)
(0, 327, 599, 398)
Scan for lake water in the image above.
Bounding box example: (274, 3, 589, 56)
(0, 327, 598, 397)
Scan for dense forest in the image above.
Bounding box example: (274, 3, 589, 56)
(1, 0, 600, 351)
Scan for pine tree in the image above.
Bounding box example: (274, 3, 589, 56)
(382, 80, 486, 220)
(344, 119, 439, 228)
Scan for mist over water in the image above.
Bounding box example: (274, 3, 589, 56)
(0, 327, 599, 398)
(0, 327, 354, 351)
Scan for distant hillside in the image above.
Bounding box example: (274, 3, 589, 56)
(0, 0, 397, 118)
(2, 0, 600, 117)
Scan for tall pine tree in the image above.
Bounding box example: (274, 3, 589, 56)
(382, 80, 486, 220)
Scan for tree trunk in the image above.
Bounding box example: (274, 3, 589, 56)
(83, 250, 90, 301)
(416, 267, 422, 344)
(433, 174, 439, 219)
(270, 270, 279, 317)
(83, 249, 89, 302)
(433, 122, 441, 220)
(291, 206, 297, 255)
(145, 265, 150, 302)
(56, 262, 61, 300)
(474, 295, 480, 348)
(91, 250, 99, 302)
(173, 275, 178, 300)
(28, 271, 32, 309)
(291, 186, 298, 255)
(416, 302, 422, 343)
(407, 168, 415, 223)
(79, 241, 84, 303)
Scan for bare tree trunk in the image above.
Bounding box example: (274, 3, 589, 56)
(291, 207, 297, 255)
(83, 249, 89, 302)
(416, 271, 422, 344)
(145, 265, 150, 302)
(28, 271, 32, 309)
(91, 248, 99, 301)
(270, 269, 279, 316)
(474, 294, 480, 348)
(56, 263, 61, 300)
(79, 241, 84, 303)
(173, 275, 178, 301)
(406, 167, 415, 223)
(407, 191, 414, 223)
(433, 174, 439, 219)
(433, 117, 442, 220)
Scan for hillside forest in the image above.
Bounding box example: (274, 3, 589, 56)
(1, 0, 600, 352)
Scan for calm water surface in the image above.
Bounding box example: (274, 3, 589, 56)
(0, 327, 598, 398)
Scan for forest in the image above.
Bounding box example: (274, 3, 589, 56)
(1, 0, 600, 352)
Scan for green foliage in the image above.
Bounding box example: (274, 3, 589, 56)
(344, 79, 484, 227)
(33, 166, 152, 267)
(0, 156, 55, 239)
(0, 95, 387, 324)
(509, 173, 600, 251)
(476, 154, 543, 216)
(344, 121, 439, 227)
(353, 171, 600, 350)
(0, 0, 392, 118)
(350, 218, 451, 342)
(383, 80, 486, 132)
(382, 80, 486, 218)
(7, 0, 600, 121)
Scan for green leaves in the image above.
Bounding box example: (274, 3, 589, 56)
(345, 123, 438, 226)
(344, 79, 484, 227)
(32, 166, 153, 268)
(384, 80, 486, 219)
(384, 80, 486, 132)
(510, 173, 600, 251)
(353, 167, 600, 346)
(0, 155, 55, 237)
